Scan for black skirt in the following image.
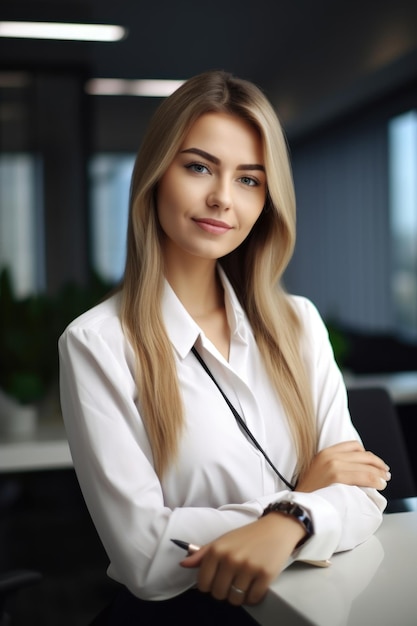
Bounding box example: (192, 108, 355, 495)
(90, 586, 259, 625)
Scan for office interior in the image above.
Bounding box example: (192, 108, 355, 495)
(0, 1, 417, 623)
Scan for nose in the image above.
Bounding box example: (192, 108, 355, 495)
(207, 177, 232, 210)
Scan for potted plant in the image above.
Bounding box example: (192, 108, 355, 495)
(0, 268, 58, 436)
(0, 267, 112, 437)
(325, 319, 351, 371)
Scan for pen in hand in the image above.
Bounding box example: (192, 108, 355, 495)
(171, 538, 201, 555)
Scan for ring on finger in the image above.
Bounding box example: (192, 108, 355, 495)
(230, 584, 246, 595)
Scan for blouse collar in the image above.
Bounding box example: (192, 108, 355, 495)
(162, 266, 248, 360)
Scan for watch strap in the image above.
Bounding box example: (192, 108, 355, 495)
(261, 500, 313, 548)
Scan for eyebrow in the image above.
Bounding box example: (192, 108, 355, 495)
(180, 147, 265, 172)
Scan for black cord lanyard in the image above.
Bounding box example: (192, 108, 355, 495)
(191, 346, 295, 491)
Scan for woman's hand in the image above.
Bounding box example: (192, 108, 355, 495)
(295, 440, 391, 493)
(180, 513, 306, 606)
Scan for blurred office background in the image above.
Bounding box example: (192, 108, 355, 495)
(0, 0, 417, 623)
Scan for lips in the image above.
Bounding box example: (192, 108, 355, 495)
(192, 218, 232, 235)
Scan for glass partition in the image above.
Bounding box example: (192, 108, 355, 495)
(89, 153, 135, 283)
(0, 72, 44, 295)
(388, 110, 417, 335)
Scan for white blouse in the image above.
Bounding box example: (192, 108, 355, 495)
(58, 271, 385, 601)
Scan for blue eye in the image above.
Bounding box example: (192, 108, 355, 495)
(239, 176, 258, 187)
(186, 163, 210, 174)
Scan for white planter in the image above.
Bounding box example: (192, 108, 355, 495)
(0, 388, 38, 438)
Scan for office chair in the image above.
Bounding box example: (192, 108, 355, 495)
(0, 570, 42, 625)
(347, 386, 416, 506)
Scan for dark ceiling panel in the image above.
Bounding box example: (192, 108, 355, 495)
(1, 0, 417, 136)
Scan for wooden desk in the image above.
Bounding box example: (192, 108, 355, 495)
(246, 511, 417, 626)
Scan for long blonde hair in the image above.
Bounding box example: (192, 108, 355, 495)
(121, 70, 316, 479)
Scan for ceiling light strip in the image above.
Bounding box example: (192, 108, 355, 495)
(0, 21, 126, 42)
(85, 78, 185, 97)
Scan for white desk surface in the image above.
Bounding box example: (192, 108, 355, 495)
(1, 421, 417, 625)
(0, 419, 72, 472)
(247, 511, 417, 626)
(345, 371, 417, 405)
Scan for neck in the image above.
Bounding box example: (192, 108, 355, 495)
(162, 248, 230, 359)
(164, 258, 223, 318)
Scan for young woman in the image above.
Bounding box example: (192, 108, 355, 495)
(59, 71, 389, 624)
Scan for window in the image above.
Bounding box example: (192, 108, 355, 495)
(388, 111, 417, 335)
(0, 73, 44, 296)
(0, 153, 43, 296)
(89, 154, 135, 283)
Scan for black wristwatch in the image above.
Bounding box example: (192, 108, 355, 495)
(261, 500, 313, 548)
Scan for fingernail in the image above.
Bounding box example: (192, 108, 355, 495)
(379, 478, 387, 488)
(386, 471, 391, 481)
